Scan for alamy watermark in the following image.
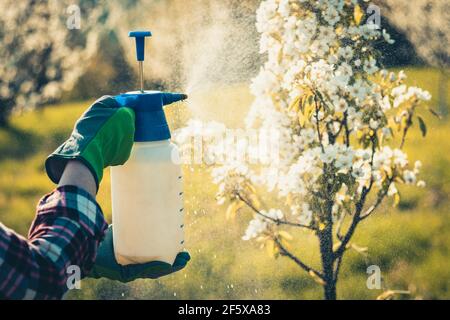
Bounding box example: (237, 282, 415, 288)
(366, 4, 381, 29)
(66, 4, 81, 30)
(172, 127, 281, 166)
(66, 265, 81, 290)
(366, 265, 382, 290)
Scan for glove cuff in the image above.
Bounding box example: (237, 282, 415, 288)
(45, 96, 134, 191)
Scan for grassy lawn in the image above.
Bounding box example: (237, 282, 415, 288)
(0, 67, 448, 299)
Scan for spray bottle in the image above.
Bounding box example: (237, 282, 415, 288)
(111, 31, 186, 265)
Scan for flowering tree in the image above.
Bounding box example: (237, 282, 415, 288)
(177, 0, 434, 300)
(375, 0, 449, 115)
(0, 0, 107, 126)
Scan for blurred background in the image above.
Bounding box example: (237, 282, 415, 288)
(0, 0, 448, 299)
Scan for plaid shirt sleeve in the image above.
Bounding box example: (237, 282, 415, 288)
(0, 185, 108, 299)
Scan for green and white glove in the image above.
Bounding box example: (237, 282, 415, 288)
(89, 225, 191, 282)
(45, 96, 135, 189)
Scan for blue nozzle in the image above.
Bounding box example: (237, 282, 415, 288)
(129, 31, 152, 61)
(162, 92, 188, 105)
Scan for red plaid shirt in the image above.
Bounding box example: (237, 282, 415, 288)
(0, 186, 108, 299)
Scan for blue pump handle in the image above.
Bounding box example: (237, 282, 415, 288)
(115, 91, 187, 142)
(119, 30, 188, 142)
(129, 31, 152, 61)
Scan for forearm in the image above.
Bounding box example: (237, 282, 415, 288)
(59, 160, 97, 197)
(0, 163, 107, 299)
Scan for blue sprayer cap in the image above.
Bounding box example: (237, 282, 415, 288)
(115, 91, 187, 142)
(114, 31, 187, 142)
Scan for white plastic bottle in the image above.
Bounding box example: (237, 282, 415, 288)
(111, 140, 184, 265)
(110, 90, 187, 266)
(111, 31, 187, 266)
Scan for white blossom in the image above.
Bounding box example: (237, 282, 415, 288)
(242, 216, 268, 241)
(176, 0, 429, 244)
(403, 170, 417, 184)
(0, 0, 105, 116)
(382, 29, 395, 44)
(298, 203, 313, 226)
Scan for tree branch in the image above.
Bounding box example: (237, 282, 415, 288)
(335, 209, 348, 241)
(399, 106, 415, 149)
(333, 254, 344, 282)
(399, 120, 410, 150)
(359, 175, 394, 221)
(333, 136, 377, 260)
(274, 237, 325, 281)
(343, 111, 351, 147)
(314, 95, 325, 152)
(235, 192, 315, 230)
(332, 188, 367, 260)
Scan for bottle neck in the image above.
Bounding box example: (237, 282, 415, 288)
(133, 139, 170, 147)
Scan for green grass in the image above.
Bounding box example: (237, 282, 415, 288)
(0, 67, 449, 299)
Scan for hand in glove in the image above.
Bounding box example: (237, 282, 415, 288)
(89, 225, 190, 282)
(46, 96, 135, 189)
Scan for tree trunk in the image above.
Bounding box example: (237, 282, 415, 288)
(438, 68, 448, 117)
(323, 280, 337, 300)
(319, 225, 337, 300)
(0, 109, 9, 128)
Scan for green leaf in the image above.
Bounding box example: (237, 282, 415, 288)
(299, 112, 306, 127)
(307, 95, 314, 107)
(393, 192, 400, 207)
(225, 200, 243, 220)
(427, 107, 442, 119)
(354, 4, 364, 25)
(278, 231, 293, 241)
(288, 95, 301, 112)
(309, 270, 326, 285)
(417, 116, 427, 137)
(266, 240, 277, 258)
